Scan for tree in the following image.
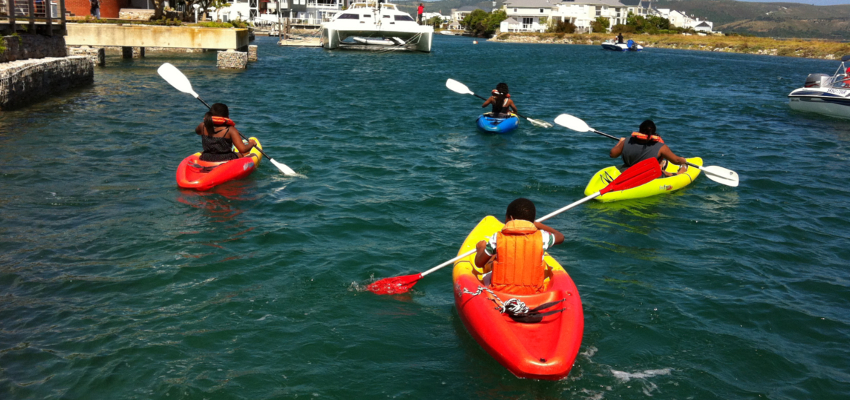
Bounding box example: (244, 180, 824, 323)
(591, 17, 609, 33)
(461, 9, 506, 37)
(625, 12, 672, 34)
(548, 19, 576, 34)
(462, 9, 488, 32)
(428, 15, 443, 29)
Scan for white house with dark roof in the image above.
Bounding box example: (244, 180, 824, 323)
(691, 20, 713, 33)
(500, 0, 558, 33)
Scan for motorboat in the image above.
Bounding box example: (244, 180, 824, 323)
(601, 39, 642, 52)
(788, 55, 850, 120)
(321, 0, 433, 52)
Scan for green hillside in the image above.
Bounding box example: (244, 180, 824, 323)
(638, 0, 850, 39)
(406, 0, 850, 40)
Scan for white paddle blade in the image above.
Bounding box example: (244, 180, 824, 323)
(527, 118, 553, 128)
(446, 79, 474, 95)
(270, 158, 301, 177)
(700, 165, 739, 187)
(157, 63, 199, 98)
(554, 114, 592, 132)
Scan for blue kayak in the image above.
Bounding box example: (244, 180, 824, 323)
(476, 113, 519, 133)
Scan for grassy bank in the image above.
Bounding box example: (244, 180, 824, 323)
(492, 32, 850, 60)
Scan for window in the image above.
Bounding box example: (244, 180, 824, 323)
(539, 8, 543, 13)
(394, 15, 414, 21)
(338, 13, 359, 19)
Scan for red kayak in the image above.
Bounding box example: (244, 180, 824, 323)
(452, 216, 584, 380)
(176, 137, 262, 191)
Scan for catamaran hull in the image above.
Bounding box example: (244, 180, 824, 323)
(322, 27, 433, 52)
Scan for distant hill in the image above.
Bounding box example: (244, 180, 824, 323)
(655, 0, 850, 40)
(399, 0, 850, 40)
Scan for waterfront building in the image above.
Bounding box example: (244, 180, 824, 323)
(653, 8, 715, 33)
(550, 0, 640, 33)
(500, 0, 555, 33)
(422, 11, 451, 27)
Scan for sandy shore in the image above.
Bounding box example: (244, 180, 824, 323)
(490, 32, 850, 60)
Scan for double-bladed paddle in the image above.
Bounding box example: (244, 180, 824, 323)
(366, 158, 662, 295)
(554, 114, 739, 187)
(446, 79, 554, 128)
(157, 63, 301, 177)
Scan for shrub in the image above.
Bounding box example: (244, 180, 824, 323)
(548, 19, 576, 34)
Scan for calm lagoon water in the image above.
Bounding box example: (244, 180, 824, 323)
(1, 35, 849, 399)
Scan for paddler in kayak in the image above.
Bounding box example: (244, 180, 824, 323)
(481, 83, 518, 118)
(609, 119, 687, 177)
(474, 198, 565, 295)
(195, 103, 258, 162)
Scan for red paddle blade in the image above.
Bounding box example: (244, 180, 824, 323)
(600, 158, 662, 195)
(367, 273, 423, 295)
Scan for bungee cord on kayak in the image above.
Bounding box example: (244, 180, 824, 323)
(461, 286, 567, 324)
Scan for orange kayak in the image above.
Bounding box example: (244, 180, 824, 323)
(452, 216, 584, 380)
(175, 137, 262, 191)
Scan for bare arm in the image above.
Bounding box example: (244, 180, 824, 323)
(610, 137, 626, 158)
(482, 96, 495, 108)
(227, 127, 256, 154)
(659, 145, 687, 166)
(506, 99, 518, 114)
(195, 122, 205, 136)
(658, 145, 688, 175)
(474, 240, 491, 269)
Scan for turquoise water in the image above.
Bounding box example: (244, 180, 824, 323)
(2, 35, 850, 399)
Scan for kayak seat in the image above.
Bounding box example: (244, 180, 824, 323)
(188, 161, 220, 173)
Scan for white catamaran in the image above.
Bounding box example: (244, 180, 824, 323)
(321, 0, 433, 52)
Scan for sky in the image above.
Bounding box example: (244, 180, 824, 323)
(737, 0, 850, 5)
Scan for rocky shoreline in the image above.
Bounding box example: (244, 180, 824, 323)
(490, 33, 850, 60)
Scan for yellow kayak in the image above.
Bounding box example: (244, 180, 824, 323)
(584, 157, 702, 202)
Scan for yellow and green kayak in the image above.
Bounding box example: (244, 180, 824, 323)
(584, 157, 702, 202)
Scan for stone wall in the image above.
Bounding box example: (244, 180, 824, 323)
(67, 47, 105, 66)
(0, 56, 94, 110)
(0, 34, 68, 63)
(217, 50, 247, 69)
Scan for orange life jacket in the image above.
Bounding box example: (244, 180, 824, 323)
(212, 116, 235, 126)
(631, 131, 664, 144)
(490, 220, 545, 295)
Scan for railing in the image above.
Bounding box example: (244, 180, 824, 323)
(0, 0, 66, 35)
(306, 0, 339, 8)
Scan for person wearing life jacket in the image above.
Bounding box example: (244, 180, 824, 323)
(194, 103, 258, 162)
(474, 198, 565, 295)
(481, 82, 518, 118)
(609, 120, 687, 177)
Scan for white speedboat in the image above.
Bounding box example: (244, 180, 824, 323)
(601, 40, 642, 52)
(788, 55, 850, 120)
(321, 0, 433, 52)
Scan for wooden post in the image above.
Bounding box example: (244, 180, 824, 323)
(46, 0, 52, 36)
(7, 0, 17, 35)
(27, 0, 34, 33)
